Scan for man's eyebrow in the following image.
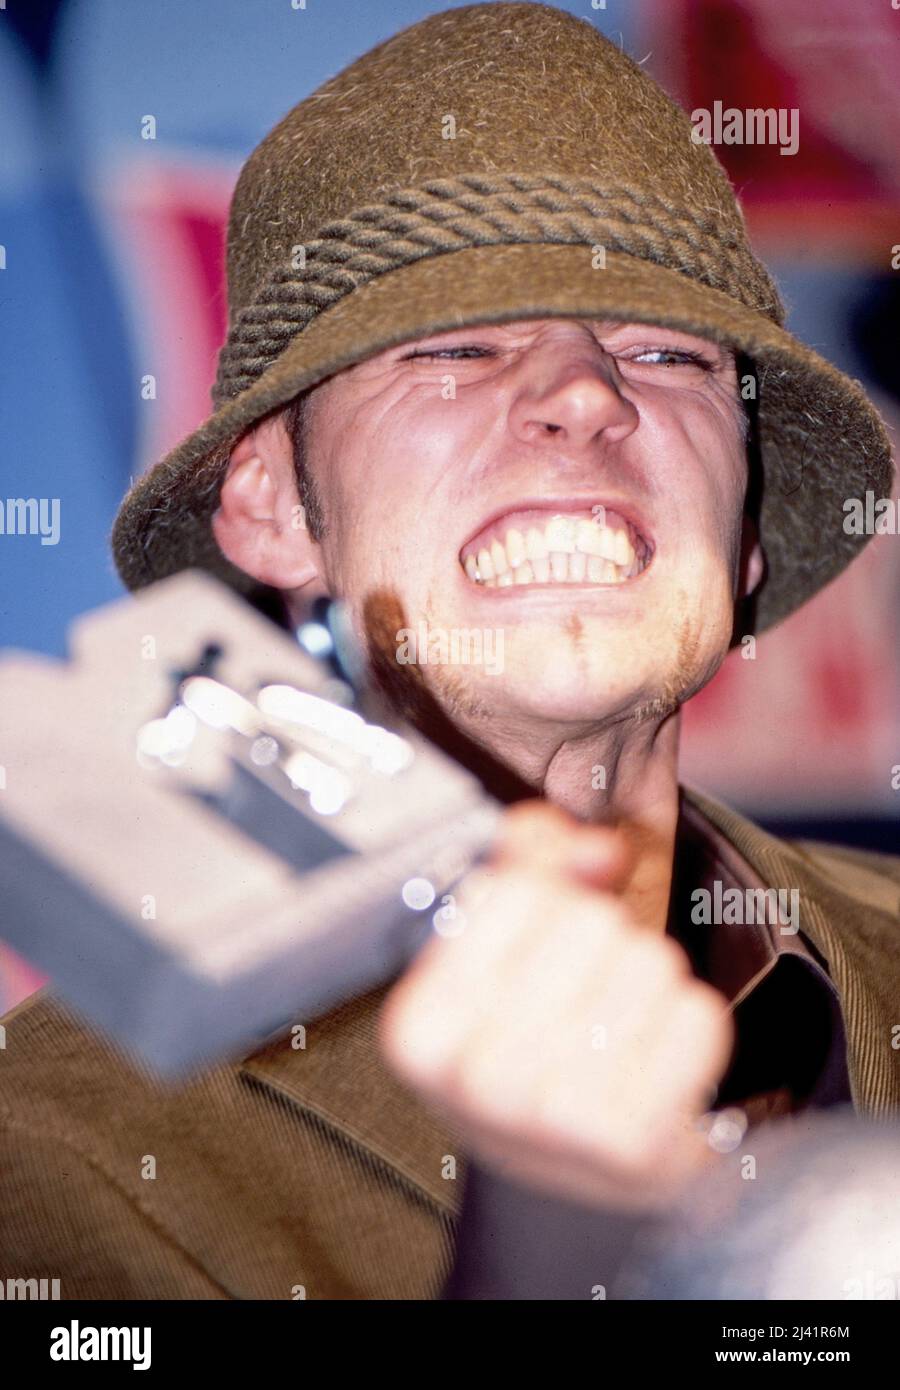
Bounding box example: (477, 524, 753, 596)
(399, 322, 739, 357)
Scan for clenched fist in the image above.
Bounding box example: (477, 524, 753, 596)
(378, 801, 735, 1212)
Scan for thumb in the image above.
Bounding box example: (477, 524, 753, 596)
(492, 800, 631, 892)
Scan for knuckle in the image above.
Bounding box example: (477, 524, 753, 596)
(620, 929, 687, 990)
(657, 934, 692, 978)
(681, 976, 728, 1020)
(673, 982, 733, 1063)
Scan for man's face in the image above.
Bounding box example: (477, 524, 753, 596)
(295, 317, 754, 739)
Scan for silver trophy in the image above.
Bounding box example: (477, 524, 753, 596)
(0, 571, 500, 1075)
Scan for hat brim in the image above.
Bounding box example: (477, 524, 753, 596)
(111, 243, 893, 632)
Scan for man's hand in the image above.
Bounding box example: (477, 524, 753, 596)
(377, 801, 734, 1212)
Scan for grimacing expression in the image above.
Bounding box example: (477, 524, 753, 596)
(300, 317, 753, 735)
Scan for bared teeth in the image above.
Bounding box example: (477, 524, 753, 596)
(505, 528, 526, 568)
(525, 527, 549, 561)
(462, 508, 649, 587)
(569, 550, 587, 582)
(613, 530, 631, 566)
(550, 551, 568, 582)
(575, 519, 604, 556)
(545, 516, 575, 551)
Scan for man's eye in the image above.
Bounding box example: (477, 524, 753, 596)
(403, 345, 492, 361)
(626, 347, 714, 369)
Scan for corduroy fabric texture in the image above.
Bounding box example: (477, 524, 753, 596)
(0, 983, 460, 1301)
(110, 1, 893, 633)
(1, 788, 898, 1299)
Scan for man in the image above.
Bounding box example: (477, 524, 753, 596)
(1, 2, 898, 1300)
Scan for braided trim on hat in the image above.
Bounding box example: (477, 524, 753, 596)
(212, 173, 783, 405)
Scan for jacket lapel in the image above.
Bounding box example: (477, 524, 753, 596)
(239, 982, 465, 1216)
(683, 785, 900, 1116)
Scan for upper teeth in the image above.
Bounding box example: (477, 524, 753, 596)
(462, 514, 641, 587)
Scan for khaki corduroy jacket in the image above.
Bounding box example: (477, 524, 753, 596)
(1, 787, 898, 1300)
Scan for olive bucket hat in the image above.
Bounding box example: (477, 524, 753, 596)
(111, 0, 893, 633)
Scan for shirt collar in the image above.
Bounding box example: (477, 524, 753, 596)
(671, 790, 838, 1009)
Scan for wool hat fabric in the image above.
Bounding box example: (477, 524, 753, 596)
(111, 1, 893, 633)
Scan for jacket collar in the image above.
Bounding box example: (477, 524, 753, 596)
(239, 785, 900, 1205)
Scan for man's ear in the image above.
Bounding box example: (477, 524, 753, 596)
(738, 513, 766, 601)
(212, 412, 325, 591)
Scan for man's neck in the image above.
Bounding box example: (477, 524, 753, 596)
(417, 696, 682, 936)
(506, 712, 682, 936)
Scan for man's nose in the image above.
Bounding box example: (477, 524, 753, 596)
(507, 351, 639, 450)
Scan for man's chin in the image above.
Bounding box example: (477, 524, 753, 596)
(359, 587, 726, 735)
(421, 665, 681, 733)
(420, 632, 725, 734)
